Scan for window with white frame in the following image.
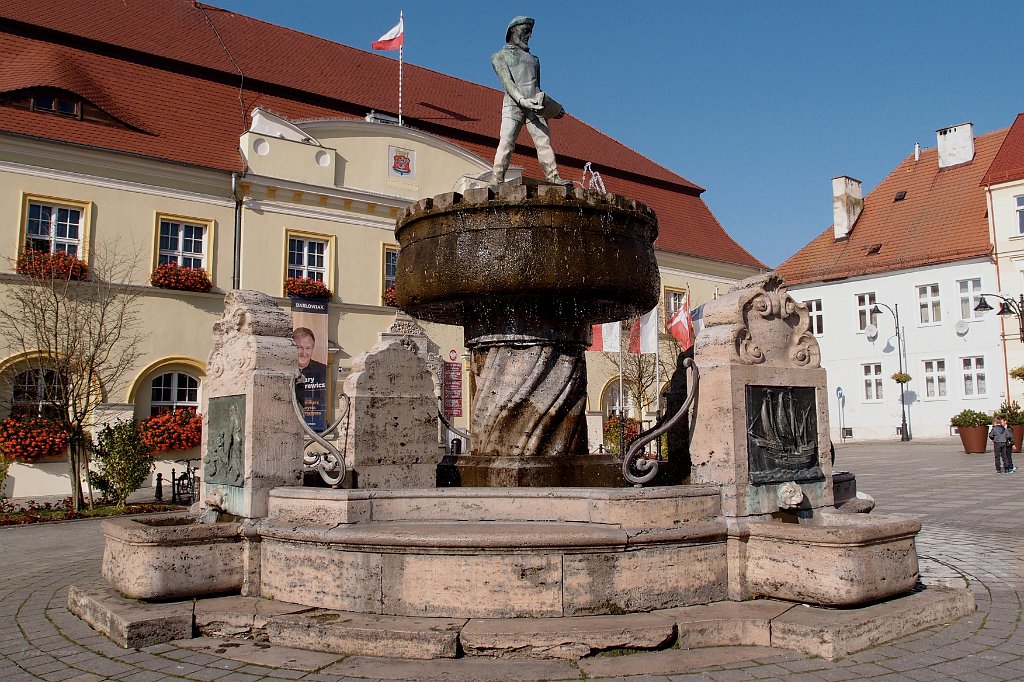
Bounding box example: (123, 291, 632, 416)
(383, 246, 398, 291)
(856, 293, 877, 331)
(288, 236, 327, 281)
(150, 372, 200, 416)
(1017, 196, 1024, 235)
(962, 356, 986, 397)
(917, 284, 941, 324)
(863, 363, 883, 401)
(923, 359, 947, 398)
(26, 201, 82, 256)
(804, 299, 824, 335)
(158, 219, 206, 268)
(665, 289, 686, 318)
(600, 378, 635, 424)
(958, 278, 983, 320)
(11, 368, 62, 419)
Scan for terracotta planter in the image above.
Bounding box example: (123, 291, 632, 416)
(956, 426, 989, 454)
(1012, 424, 1024, 453)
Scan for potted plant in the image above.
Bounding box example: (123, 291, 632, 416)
(997, 399, 1024, 453)
(16, 250, 88, 281)
(950, 409, 993, 454)
(891, 371, 911, 385)
(284, 277, 332, 300)
(149, 262, 212, 292)
(1010, 366, 1024, 382)
(603, 414, 641, 456)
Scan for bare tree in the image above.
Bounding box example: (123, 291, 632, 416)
(0, 241, 145, 510)
(600, 317, 682, 418)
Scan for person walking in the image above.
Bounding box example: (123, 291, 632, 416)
(990, 416, 1016, 473)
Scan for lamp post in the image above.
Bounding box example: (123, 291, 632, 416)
(870, 302, 911, 441)
(973, 293, 1024, 342)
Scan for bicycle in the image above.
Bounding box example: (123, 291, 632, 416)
(171, 459, 200, 504)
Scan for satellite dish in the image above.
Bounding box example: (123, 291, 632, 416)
(864, 324, 878, 340)
(954, 319, 969, 335)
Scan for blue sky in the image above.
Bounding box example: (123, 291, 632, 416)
(211, 1, 1022, 268)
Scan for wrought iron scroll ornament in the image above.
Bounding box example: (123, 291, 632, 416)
(622, 357, 699, 485)
(290, 372, 348, 486)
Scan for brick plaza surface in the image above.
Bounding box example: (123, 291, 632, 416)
(1, 437, 1022, 681)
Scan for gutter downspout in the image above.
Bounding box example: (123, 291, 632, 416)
(231, 173, 243, 290)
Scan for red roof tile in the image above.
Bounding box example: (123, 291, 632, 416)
(0, 0, 764, 269)
(777, 128, 1007, 286)
(982, 113, 1024, 187)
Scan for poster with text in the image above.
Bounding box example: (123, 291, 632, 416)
(291, 297, 329, 431)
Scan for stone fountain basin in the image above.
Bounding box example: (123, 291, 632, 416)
(101, 514, 243, 600)
(739, 512, 921, 606)
(394, 183, 660, 329)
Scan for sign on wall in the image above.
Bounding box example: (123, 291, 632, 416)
(388, 145, 415, 181)
(443, 361, 462, 418)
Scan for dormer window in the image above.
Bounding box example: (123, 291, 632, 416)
(31, 93, 81, 118)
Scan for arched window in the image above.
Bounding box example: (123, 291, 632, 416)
(600, 378, 634, 427)
(150, 372, 199, 415)
(12, 368, 62, 419)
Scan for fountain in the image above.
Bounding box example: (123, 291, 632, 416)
(68, 16, 975, 663)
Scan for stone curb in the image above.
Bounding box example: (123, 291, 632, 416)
(68, 581, 975, 662)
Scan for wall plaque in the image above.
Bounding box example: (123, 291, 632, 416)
(204, 395, 246, 487)
(745, 385, 822, 485)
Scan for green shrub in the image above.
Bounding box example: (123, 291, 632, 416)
(88, 419, 155, 507)
(997, 399, 1024, 426)
(950, 409, 993, 428)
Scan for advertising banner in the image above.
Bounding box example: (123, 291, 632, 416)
(291, 297, 329, 431)
(443, 361, 463, 418)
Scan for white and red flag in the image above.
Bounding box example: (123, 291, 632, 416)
(588, 322, 621, 352)
(372, 15, 405, 50)
(627, 306, 659, 354)
(667, 292, 694, 351)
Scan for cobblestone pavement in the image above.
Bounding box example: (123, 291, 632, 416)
(1, 437, 1022, 681)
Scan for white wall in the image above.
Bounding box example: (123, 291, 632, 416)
(790, 259, 1004, 441)
(988, 177, 1024, 403)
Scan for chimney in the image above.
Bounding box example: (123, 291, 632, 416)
(832, 176, 863, 240)
(936, 122, 974, 169)
(914, 142, 921, 162)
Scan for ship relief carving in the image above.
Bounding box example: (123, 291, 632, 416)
(745, 385, 822, 485)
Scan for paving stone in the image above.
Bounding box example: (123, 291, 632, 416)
(325, 654, 578, 681)
(580, 645, 782, 678)
(174, 636, 344, 671)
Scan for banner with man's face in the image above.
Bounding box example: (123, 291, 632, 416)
(291, 297, 329, 431)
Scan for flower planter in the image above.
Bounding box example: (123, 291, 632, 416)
(1012, 425, 1024, 453)
(957, 425, 988, 454)
(149, 263, 212, 292)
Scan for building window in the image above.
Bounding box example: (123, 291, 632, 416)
(1017, 196, 1024, 235)
(804, 299, 824, 335)
(958, 279, 983, 320)
(665, 289, 687, 318)
(158, 219, 206, 269)
(923, 359, 947, 399)
(288, 236, 328, 281)
(11, 368, 62, 419)
(917, 284, 941, 324)
(863, 363, 883, 401)
(150, 372, 200, 416)
(25, 201, 82, 256)
(32, 94, 80, 118)
(856, 293, 877, 331)
(962, 357, 986, 397)
(383, 245, 398, 291)
(600, 378, 634, 424)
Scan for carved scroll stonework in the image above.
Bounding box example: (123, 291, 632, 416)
(689, 272, 833, 518)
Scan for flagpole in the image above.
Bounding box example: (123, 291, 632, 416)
(618, 326, 624, 457)
(398, 10, 403, 126)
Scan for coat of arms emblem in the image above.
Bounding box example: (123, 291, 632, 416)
(391, 150, 412, 175)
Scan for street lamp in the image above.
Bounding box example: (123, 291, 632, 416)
(870, 302, 911, 442)
(973, 293, 1024, 342)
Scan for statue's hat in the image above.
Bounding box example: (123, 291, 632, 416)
(505, 16, 534, 43)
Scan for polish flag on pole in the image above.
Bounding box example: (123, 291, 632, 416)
(372, 15, 405, 50)
(589, 322, 621, 352)
(667, 292, 694, 351)
(627, 306, 659, 354)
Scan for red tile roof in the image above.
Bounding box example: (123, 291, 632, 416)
(0, 0, 764, 269)
(982, 113, 1024, 187)
(776, 128, 1006, 287)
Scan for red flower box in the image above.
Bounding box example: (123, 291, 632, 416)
(603, 414, 641, 454)
(383, 285, 398, 307)
(16, 250, 88, 281)
(0, 416, 68, 463)
(285, 277, 332, 299)
(140, 409, 202, 452)
(150, 263, 212, 292)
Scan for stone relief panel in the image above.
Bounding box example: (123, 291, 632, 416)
(745, 385, 822, 485)
(205, 395, 246, 487)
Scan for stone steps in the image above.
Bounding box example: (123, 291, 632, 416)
(69, 581, 975, 661)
